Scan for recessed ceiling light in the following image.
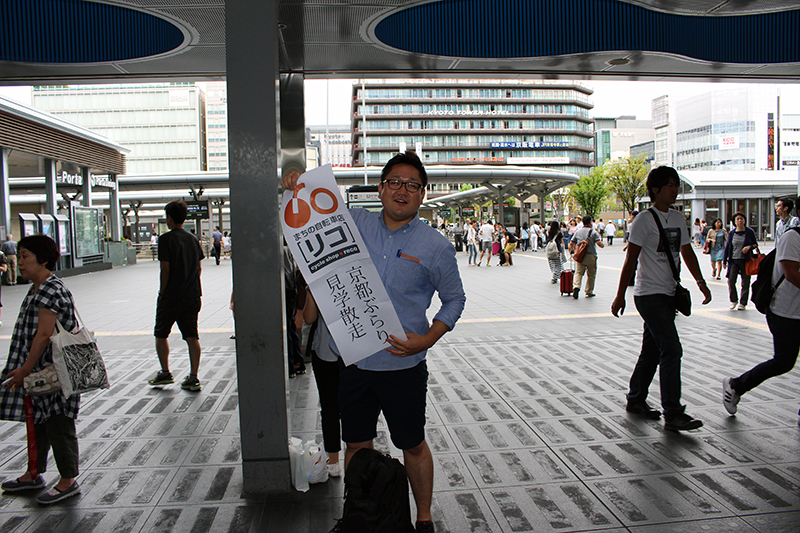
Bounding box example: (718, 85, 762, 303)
(606, 58, 631, 66)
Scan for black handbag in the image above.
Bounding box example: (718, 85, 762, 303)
(649, 208, 691, 316)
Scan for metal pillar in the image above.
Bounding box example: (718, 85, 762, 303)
(108, 174, 122, 241)
(227, 0, 291, 493)
(0, 148, 11, 236)
(280, 73, 306, 175)
(44, 158, 57, 215)
(81, 167, 92, 207)
(539, 194, 546, 224)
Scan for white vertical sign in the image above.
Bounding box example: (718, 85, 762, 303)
(281, 165, 406, 365)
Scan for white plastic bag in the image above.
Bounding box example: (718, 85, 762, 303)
(289, 438, 329, 491)
(305, 441, 329, 484)
(50, 311, 110, 398)
(289, 437, 309, 492)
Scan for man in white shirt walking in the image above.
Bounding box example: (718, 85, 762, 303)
(477, 220, 495, 267)
(722, 205, 800, 415)
(612, 166, 712, 432)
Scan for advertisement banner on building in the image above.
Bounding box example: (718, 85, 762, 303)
(281, 165, 405, 365)
(490, 141, 569, 149)
(767, 117, 775, 170)
(718, 135, 739, 150)
(507, 157, 570, 165)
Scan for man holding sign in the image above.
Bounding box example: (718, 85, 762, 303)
(282, 151, 465, 531)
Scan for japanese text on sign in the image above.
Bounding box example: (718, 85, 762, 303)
(281, 165, 405, 365)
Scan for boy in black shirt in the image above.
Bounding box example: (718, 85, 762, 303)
(148, 200, 205, 391)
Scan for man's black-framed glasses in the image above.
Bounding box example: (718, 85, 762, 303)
(382, 179, 423, 193)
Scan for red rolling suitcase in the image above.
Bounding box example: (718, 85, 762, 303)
(560, 261, 575, 296)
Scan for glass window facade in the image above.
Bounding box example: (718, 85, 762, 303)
(352, 81, 595, 173)
(32, 83, 207, 173)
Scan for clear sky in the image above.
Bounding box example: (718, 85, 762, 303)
(2, 79, 794, 126)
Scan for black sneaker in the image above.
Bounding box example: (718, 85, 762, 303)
(572, 288, 579, 299)
(664, 412, 703, 431)
(36, 481, 80, 505)
(2, 474, 45, 492)
(416, 521, 435, 533)
(148, 370, 174, 386)
(180, 375, 201, 391)
(626, 400, 661, 420)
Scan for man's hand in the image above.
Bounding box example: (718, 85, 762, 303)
(280, 170, 303, 191)
(386, 332, 431, 357)
(611, 295, 626, 317)
(699, 282, 712, 305)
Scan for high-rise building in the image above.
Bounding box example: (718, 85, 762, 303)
(32, 83, 207, 173)
(672, 85, 800, 171)
(651, 95, 672, 167)
(594, 116, 654, 165)
(350, 79, 595, 178)
(205, 81, 228, 171)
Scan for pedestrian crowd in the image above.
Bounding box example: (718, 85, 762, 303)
(1, 160, 798, 533)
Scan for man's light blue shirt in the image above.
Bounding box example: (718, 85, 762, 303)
(332, 209, 466, 371)
(776, 215, 800, 242)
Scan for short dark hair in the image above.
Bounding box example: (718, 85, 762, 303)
(380, 150, 428, 188)
(733, 211, 746, 223)
(646, 166, 680, 201)
(165, 200, 188, 225)
(778, 196, 795, 214)
(582, 215, 592, 226)
(18, 234, 60, 270)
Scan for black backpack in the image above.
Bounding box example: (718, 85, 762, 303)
(339, 448, 415, 533)
(751, 227, 800, 314)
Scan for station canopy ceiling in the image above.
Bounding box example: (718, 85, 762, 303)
(1, 0, 799, 85)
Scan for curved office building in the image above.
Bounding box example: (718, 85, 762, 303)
(350, 79, 595, 180)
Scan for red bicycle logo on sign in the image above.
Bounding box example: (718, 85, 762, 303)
(283, 183, 339, 228)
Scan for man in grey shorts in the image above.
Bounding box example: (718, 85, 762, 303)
(477, 219, 495, 266)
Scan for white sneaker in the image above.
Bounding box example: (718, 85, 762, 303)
(730, 303, 737, 310)
(326, 462, 341, 478)
(737, 303, 746, 310)
(722, 377, 740, 415)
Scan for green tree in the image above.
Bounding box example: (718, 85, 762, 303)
(605, 155, 649, 215)
(568, 167, 609, 219)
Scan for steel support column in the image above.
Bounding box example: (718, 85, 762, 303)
(0, 148, 11, 236)
(280, 73, 306, 175)
(227, 0, 291, 493)
(81, 167, 92, 207)
(44, 159, 57, 215)
(540, 194, 546, 224)
(109, 174, 122, 241)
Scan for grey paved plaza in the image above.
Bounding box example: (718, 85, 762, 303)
(0, 243, 798, 532)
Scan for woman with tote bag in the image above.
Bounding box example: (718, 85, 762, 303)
(1, 235, 82, 505)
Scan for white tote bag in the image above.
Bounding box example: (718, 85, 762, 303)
(50, 309, 110, 398)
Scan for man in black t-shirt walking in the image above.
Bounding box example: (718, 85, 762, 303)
(148, 200, 205, 391)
